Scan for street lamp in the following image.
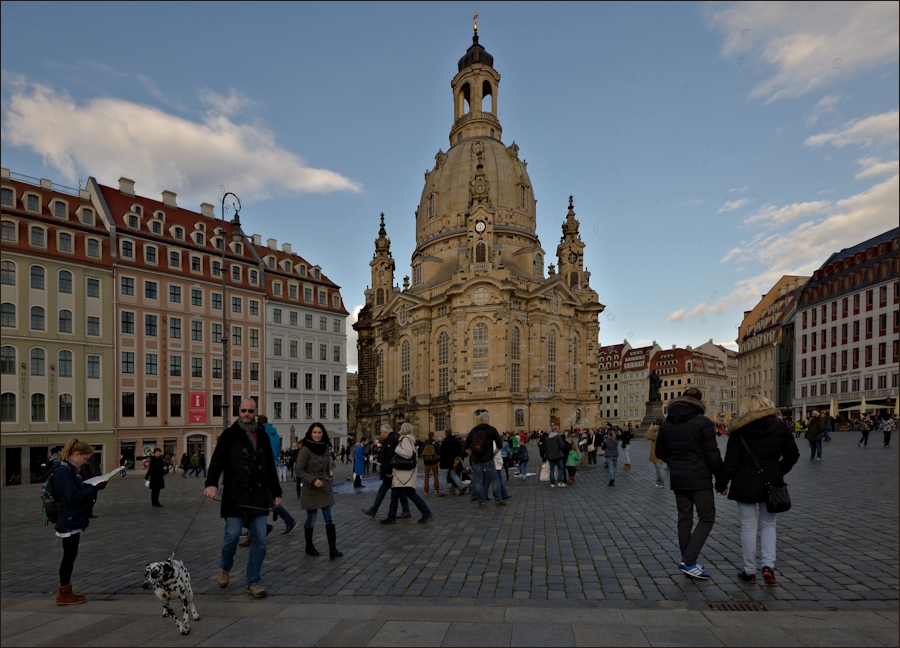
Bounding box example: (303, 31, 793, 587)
(220, 191, 244, 430)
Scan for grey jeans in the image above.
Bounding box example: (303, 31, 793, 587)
(674, 489, 716, 566)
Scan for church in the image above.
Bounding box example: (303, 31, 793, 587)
(353, 28, 606, 439)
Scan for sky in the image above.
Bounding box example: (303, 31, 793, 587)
(2, 2, 898, 371)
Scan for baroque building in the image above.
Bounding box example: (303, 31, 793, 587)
(354, 31, 605, 439)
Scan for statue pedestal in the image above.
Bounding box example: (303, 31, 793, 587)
(639, 400, 664, 437)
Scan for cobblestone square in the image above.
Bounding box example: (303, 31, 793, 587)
(2, 434, 898, 645)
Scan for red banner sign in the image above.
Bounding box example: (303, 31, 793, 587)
(189, 392, 206, 423)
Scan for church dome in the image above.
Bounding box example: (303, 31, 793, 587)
(458, 34, 494, 72)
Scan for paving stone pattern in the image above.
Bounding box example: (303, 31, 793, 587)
(1, 434, 897, 612)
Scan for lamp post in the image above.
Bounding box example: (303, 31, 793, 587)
(220, 191, 244, 430)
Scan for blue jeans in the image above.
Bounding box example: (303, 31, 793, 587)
(809, 440, 822, 458)
(369, 479, 409, 514)
(272, 496, 295, 528)
(304, 505, 334, 527)
(483, 465, 508, 498)
(439, 467, 464, 494)
(388, 487, 430, 519)
(859, 431, 869, 446)
(654, 463, 665, 487)
(517, 460, 529, 476)
(471, 461, 502, 503)
(606, 457, 618, 482)
(221, 515, 267, 586)
(549, 458, 565, 485)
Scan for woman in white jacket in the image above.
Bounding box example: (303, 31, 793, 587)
(381, 423, 434, 524)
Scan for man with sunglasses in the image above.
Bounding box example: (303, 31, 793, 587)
(204, 398, 282, 598)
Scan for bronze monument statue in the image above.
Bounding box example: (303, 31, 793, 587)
(649, 370, 662, 402)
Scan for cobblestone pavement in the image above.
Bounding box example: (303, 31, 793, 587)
(2, 434, 898, 646)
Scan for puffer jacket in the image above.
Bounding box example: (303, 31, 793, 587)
(48, 461, 97, 534)
(205, 421, 282, 518)
(805, 416, 824, 441)
(391, 434, 418, 488)
(296, 445, 334, 510)
(655, 396, 722, 491)
(717, 409, 800, 503)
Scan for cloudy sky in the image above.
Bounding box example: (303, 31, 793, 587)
(2, 2, 897, 370)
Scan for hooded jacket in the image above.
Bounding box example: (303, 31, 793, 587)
(464, 423, 503, 464)
(542, 432, 568, 462)
(716, 408, 799, 502)
(262, 423, 282, 469)
(655, 396, 722, 491)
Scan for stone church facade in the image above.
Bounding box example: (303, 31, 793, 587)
(353, 32, 605, 439)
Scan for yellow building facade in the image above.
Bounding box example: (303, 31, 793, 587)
(354, 32, 605, 438)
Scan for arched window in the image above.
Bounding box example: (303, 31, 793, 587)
(31, 348, 45, 375)
(0, 260, 14, 285)
(482, 80, 493, 113)
(569, 271, 579, 289)
(58, 309, 73, 333)
(473, 323, 488, 358)
(510, 326, 520, 360)
(0, 393, 15, 422)
(438, 331, 449, 365)
(30, 265, 45, 289)
(30, 306, 45, 331)
(0, 303, 15, 327)
(475, 241, 487, 263)
(58, 350, 73, 377)
(59, 394, 73, 421)
(401, 339, 410, 372)
(534, 253, 543, 276)
(31, 393, 45, 422)
(460, 82, 471, 115)
(548, 329, 557, 362)
(376, 287, 385, 306)
(0, 346, 14, 374)
(428, 194, 436, 219)
(58, 270, 73, 293)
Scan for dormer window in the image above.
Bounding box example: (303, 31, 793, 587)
(285, 261, 291, 273)
(195, 233, 204, 245)
(174, 227, 184, 239)
(151, 221, 162, 234)
(267, 257, 275, 269)
(0, 188, 12, 206)
(234, 242, 242, 254)
(81, 208, 94, 225)
(54, 201, 67, 218)
(314, 269, 320, 280)
(197, 223, 205, 231)
(332, 294, 340, 308)
(249, 270, 258, 284)
(128, 215, 138, 228)
(27, 195, 39, 211)
(299, 265, 306, 277)
(215, 237, 223, 250)
(133, 206, 142, 215)
(155, 211, 165, 220)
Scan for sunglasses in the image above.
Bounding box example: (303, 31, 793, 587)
(240, 409, 256, 413)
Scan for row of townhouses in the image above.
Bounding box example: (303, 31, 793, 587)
(0, 168, 348, 486)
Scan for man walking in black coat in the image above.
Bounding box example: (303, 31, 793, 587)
(204, 398, 282, 598)
(655, 388, 723, 580)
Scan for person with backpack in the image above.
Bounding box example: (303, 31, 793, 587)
(45, 438, 108, 605)
(464, 412, 504, 508)
(438, 430, 467, 495)
(421, 432, 440, 494)
(543, 425, 568, 488)
(514, 440, 530, 477)
(259, 415, 299, 536)
(620, 425, 634, 470)
(565, 437, 582, 485)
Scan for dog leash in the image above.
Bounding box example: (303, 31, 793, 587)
(170, 496, 208, 559)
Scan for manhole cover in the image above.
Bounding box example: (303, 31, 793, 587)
(705, 601, 768, 611)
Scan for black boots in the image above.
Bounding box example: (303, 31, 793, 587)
(304, 526, 320, 556)
(326, 524, 343, 560)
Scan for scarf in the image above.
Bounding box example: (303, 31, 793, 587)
(238, 420, 259, 450)
(304, 439, 328, 456)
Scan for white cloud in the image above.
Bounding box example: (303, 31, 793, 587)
(717, 340, 739, 350)
(198, 88, 260, 117)
(742, 199, 831, 227)
(804, 110, 899, 148)
(706, 2, 899, 103)
(854, 156, 900, 179)
(805, 94, 841, 127)
(687, 303, 708, 318)
(345, 304, 364, 372)
(666, 309, 685, 323)
(728, 186, 749, 193)
(0, 78, 361, 204)
(718, 197, 752, 213)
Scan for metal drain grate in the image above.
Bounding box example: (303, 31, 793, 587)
(706, 601, 769, 611)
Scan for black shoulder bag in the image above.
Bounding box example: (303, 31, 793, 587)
(739, 436, 791, 513)
(390, 438, 418, 471)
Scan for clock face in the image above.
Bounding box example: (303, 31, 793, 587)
(475, 220, 486, 233)
(473, 287, 490, 305)
(476, 183, 485, 193)
(568, 252, 577, 264)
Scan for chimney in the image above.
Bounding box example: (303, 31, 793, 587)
(251, 233, 262, 246)
(267, 238, 277, 250)
(40, 178, 52, 190)
(282, 243, 292, 255)
(119, 177, 135, 196)
(162, 190, 177, 208)
(672, 345, 676, 350)
(200, 203, 215, 219)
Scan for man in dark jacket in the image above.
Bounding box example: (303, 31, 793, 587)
(805, 410, 824, 459)
(204, 398, 282, 598)
(464, 412, 504, 508)
(543, 426, 569, 487)
(438, 430, 467, 495)
(361, 424, 410, 518)
(655, 388, 723, 580)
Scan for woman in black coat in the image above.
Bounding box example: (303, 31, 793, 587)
(145, 448, 167, 507)
(716, 395, 799, 586)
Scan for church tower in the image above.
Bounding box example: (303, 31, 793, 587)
(354, 27, 605, 440)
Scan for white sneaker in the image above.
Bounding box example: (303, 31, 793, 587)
(550, 484, 556, 488)
(558, 482, 567, 488)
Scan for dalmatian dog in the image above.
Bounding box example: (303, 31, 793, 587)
(143, 557, 200, 634)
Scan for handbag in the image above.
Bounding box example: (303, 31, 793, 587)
(587, 444, 595, 452)
(539, 462, 550, 482)
(390, 438, 417, 471)
(739, 436, 791, 513)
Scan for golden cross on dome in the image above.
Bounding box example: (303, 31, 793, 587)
(473, 12, 478, 34)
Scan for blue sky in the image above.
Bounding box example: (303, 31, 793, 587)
(2, 2, 897, 369)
